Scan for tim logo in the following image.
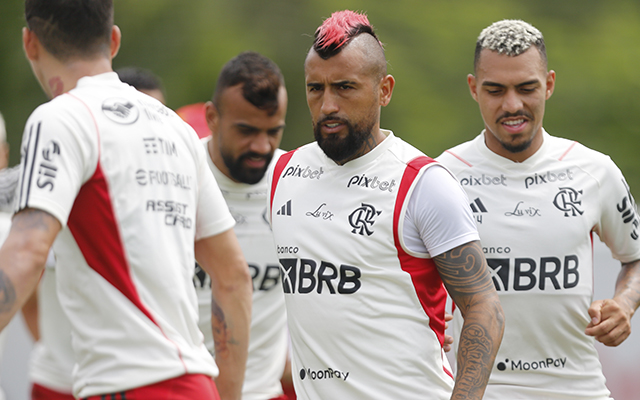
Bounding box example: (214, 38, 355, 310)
(102, 98, 139, 124)
(470, 198, 487, 224)
(616, 180, 640, 240)
(277, 200, 292, 216)
(349, 203, 381, 236)
(553, 187, 583, 217)
(37, 140, 60, 191)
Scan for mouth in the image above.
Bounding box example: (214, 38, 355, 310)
(242, 154, 268, 169)
(501, 118, 528, 133)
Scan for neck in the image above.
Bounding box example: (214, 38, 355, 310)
(41, 56, 113, 99)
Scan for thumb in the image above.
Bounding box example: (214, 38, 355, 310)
(588, 300, 604, 325)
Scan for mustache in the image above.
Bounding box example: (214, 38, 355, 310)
(317, 114, 349, 126)
(496, 111, 533, 124)
(239, 151, 271, 162)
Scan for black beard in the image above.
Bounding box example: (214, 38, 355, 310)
(222, 151, 272, 184)
(313, 116, 375, 163)
(500, 136, 534, 154)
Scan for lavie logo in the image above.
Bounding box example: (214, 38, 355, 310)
(277, 200, 292, 216)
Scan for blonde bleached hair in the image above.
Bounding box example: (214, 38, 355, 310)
(474, 19, 547, 71)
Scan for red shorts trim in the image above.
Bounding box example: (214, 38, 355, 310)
(31, 383, 75, 400)
(81, 374, 220, 400)
(269, 395, 290, 400)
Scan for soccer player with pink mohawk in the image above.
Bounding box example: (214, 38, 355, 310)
(268, 10, 504, 399)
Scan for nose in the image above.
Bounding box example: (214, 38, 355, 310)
(502, 89, 523, 113)
(320, 91, 339, 116)
(249, 132, 271, 155)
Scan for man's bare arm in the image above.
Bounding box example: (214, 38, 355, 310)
(0, 208, 60, 331)
(195, 229, 252, 400)
(434, 240, 504, 400)
(586, 258, 640, 346)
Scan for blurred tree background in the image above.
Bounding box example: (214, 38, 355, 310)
(1, 0, 640, 198)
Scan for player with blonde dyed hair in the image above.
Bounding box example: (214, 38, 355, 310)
(438, 19, 640, 399)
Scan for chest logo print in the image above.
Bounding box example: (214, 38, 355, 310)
(349, 203, 381, 236)
(553, 187, 583, 217)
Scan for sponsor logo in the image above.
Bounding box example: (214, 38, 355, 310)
(497, 357, 567, 372)
(102, 98, 139, 124)
(229, 208, 246, 225)
(460, 174, 507, 187)
(553, 187, 583, 217)
(487, 255, 579, 291)
(143, 137, 178, 156)
(504, 201, 541, 217)
(616, 180, 640, 240)
(347, 174, 396, 192)
(349, 203, 381, 236)
(135, 169, 192, 190)
(524, 169, 574, 189)
(300, 367, 350, 382)
(483, 247, 511, 254)
(279, 258, 361, 294)
(276, 200, 292, 216)
(282, 164, 324, 180)
(277, 245, 299, 254)
(37, 140, 60, 191)
(146, 200, 191, 228)
(306, 203, 334, 221)
(470, 198, 487, 224)
(194, 262, 281, 292)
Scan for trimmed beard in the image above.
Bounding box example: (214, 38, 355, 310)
(314, 115, 375, 163)
(221, 150, 273, 184)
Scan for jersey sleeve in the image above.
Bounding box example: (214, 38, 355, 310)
(403, 164, 479, 257)
(593, 157, 640, 263)
(185, 124, 235, 240)
(15, 102, 95, 226)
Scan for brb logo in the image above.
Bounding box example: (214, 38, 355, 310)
(279, 258, 361, 294)
(487, 256, 579, 292)
(349, 203, 381, 236)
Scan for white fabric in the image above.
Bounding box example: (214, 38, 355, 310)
(16, 72, 235, 398)
(0, 211, 11, 400)
(195, 139, 288, 400)
(268, 130, 478, 400)
(29, 255, 75, 394)
(437, 130, 640, 400)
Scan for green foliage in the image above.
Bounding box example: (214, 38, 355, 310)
(2, 0, 640, 197)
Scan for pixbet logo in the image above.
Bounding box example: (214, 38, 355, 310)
(524, 169, 574, 189)
(347, 174, 396, 192)
(497, 357, 567, 371)
(460, 174, 507, 187)
(282, 164, 324, 180)
(299, 367, 350, 381)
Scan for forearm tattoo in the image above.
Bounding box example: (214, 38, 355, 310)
(0, 270, 16, 313)
(211, 298, 238, 358)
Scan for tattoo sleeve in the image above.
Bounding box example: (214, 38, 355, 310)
(0, 270, 16, 313)
(434, 240, 504, 400)
(616, 260, 640, 313)
(211, 296, 239, 358)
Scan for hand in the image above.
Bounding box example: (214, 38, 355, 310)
(585, 298, 633, 347)
(443, 312, 454, 353)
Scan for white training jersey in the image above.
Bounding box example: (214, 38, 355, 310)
(29, 252, 75, 395)
(16, 72, 235, 398)
(194, 139, 288, 400)
(268, 131, 479, 400)
(437, 130, 640, 400)
(0, 211, 10, 400)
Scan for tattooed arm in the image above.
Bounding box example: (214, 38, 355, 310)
(585, 259, 640, 346)
(0, 208, 60, 331)
(195, 228, 252, 400)
(434, 240, 504, 400)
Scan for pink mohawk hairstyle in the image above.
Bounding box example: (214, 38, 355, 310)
(313, 10, 382, 60)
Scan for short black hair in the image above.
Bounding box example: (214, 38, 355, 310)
(116, 67, 164, 93)
(212, 51, 285, 116)
(25, 0, 114, 61)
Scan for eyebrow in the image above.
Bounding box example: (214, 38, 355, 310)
(235, 122, 286, 132)
(306, 80, 358, 88)
(482, 79, 540, 88)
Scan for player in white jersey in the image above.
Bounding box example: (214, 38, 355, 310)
(268, 10, 504, 400)
(23, 67, 169, 400)
(437, 20, 640, 399)
(191, 52, 291, 400)
(0, 1, 252, 399)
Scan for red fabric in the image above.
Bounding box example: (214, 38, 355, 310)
(176, 102, 210, 139)
(31, 383, 75, 400)
(81, 374, 219, 400)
